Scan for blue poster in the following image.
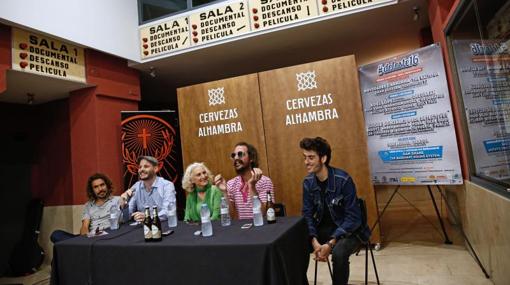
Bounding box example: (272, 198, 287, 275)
(359, 43, 463, 185)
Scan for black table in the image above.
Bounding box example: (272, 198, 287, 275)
(51, 217, 309, 285)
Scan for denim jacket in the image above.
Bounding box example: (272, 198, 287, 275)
(302, 166, 370, 241)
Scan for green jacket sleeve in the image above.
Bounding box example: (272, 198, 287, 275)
(184, 194, 192, 222)
(209, 186, 222, 221)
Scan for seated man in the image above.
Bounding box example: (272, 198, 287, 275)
(121, 156, 176, 222)
(50, 173, 123, 243)
(214, 142, 274, 220)
(300, 137, 370, 285)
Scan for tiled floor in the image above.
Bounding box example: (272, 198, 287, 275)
(308, 241, 493, 285)
(307, 199, 494, 285)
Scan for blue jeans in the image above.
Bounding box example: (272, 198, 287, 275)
(50, 230, 78, 243)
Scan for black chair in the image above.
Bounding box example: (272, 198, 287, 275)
(273, 203, 286, 217)
(358, 198, 380, 285)
(313, 257, 333, 285)
(313, 198, 380, 285)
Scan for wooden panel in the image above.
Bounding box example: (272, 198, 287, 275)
(259, 55, 380, 241)
(177, 73, 268, 179)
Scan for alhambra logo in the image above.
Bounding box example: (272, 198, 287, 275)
(208, 87, 225, 106)
(296, 71, 318, 91)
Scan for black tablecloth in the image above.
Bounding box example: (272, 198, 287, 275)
(51, 217, 309, 285)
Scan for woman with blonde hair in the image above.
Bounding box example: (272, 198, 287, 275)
(182, 162, 224, 222)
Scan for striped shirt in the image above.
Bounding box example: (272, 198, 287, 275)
(226, 175, 274, 220)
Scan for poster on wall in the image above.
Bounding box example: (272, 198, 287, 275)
(120, 111, 184, 197)
(359, 43, 463, 185)
(452, 39, 510, 180)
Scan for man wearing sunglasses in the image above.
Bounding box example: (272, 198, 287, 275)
(214, 142, 274, 220)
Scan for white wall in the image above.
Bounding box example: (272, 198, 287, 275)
(0, 0, 140, 62)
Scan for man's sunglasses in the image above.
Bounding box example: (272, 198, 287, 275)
(230, 151, 247, 159)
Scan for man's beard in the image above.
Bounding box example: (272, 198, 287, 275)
(95, 190, 108, 200)
(235, 162, 250, 174)
(139, 170, 155, 180)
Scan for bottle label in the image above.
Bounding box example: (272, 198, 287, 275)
(267, 208, 275, 221)
(253, 208, 261, 214)
(169, 209, 176, 215)
(144, 225, 152, 238)
(151, 225, 161, 238)
(220, 208, 229, 215)
(201, 217, 211, 224)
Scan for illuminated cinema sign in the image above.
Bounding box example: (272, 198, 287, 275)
(139, 0, 397, 59)
(12, 28, 86, 82)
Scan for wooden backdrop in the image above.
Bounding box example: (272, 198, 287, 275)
(258, 55, 380, 241)
(177, 73, 269, 180)
(178, 56, 380, 242)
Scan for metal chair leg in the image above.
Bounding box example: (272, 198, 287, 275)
(327, 258, 333, 279)
(314, 257, 334, 284)
(365, 243, 369, 285)
(314, 259, 318, 285)
(368, 243, 380, 285)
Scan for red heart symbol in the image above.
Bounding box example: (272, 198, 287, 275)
(252, 8, 258, 13)
(143, 51, 148, 55)
(254, 23, 260, 29)
(142, 38, 148, 42)
(192, 31, 198, 36)
(143, 44, 148, 49)
(193, 38, 198, 43)
(19, 43, 28, 50)
(192, 24, 197, 30)
(20, 61, 28, 68)
(253, 16, 259, 21)
(322, 6, 328, 12)
(19, 52, 28, 59)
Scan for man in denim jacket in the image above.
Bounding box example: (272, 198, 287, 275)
(300, 137, 370, 285)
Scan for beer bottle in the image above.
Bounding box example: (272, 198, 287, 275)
(143, 206, 153, 242)
(152, 206, 162, 241)
(266, 191, 276, 224)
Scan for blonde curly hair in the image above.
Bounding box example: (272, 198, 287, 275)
(182, 162, 214, 193)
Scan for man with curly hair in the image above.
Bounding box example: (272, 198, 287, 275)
(300, 137, 370, 285)
(50, 173, 123, 243)
(214, 142, 274, 220)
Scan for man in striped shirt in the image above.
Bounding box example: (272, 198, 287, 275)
(215, 142, 274, 220)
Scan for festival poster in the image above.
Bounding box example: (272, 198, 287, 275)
(452, 39, 510, 180)
(359, 43, 463, 185)
(120, 111, 185, 213)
